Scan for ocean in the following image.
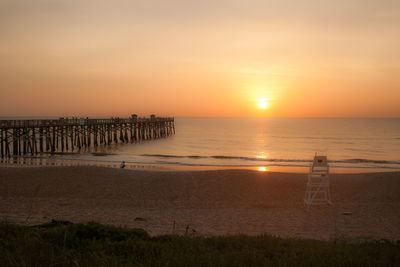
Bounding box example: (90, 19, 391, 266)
(2, 117, 400, 172)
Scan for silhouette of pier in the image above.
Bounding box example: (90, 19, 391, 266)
(0, 115, 175, 158)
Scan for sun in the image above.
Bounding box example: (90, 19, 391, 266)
(257, 98, 268, 109)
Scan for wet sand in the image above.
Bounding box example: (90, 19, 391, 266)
(0, 166, 399, 240)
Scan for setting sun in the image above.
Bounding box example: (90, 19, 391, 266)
(257, 99, 268, 109)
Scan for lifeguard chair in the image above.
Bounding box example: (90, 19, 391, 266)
(304, 154, 332, 208)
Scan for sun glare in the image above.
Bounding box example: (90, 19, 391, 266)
(257, 98, 268, 109)
(258, 167, 267, 172)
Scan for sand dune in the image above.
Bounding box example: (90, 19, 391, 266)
(0, 166, 399, 240)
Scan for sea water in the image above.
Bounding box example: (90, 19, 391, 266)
(1, 118, 400, 172)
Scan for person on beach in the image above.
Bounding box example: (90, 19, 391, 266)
(120, 161, 125, 169)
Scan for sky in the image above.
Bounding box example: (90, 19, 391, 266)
(0, 0, 399, 118)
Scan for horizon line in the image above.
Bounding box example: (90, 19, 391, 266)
(0, 115, 399, 120)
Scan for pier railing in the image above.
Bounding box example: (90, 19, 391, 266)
(0, 115, 175, 158)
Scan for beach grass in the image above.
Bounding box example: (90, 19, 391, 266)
(1, 221, 399, 266)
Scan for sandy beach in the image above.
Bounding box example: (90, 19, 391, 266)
(0, 166, 399, 241)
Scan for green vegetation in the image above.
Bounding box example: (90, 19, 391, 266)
(0, 221, 399, 266)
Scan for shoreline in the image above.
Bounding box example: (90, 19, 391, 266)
(3, 164, 400, 177)
(1, 156, 399, 174)
(1, 166, 399, 240)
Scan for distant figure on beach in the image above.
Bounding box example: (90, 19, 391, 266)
(120, 161, 125, 169)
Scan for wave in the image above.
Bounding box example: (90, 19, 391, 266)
(4, 154, 400, 170)
(339, 158, 400, 164)
(141, 154, 187, 158)
(140, 154, 400, 165)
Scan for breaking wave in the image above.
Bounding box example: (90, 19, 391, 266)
(140, 154, 400, 165)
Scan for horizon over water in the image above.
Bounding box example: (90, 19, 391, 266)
(1, 117, 400, 172)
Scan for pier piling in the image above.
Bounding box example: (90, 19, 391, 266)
(0, 116, 174, 158)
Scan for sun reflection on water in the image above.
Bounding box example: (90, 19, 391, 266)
(257, 167, 268, 172)
(256, 152, 268, 160)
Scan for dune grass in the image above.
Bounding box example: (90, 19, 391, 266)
(0, 221, 399, 266)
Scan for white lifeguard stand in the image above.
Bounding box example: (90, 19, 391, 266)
(304, 154, 332, 208)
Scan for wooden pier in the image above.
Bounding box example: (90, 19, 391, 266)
(0, 115, 175, 158)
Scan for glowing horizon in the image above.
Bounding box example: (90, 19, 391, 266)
(1, 0, 399, 118)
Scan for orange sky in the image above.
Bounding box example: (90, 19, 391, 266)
(0, 0, 399, 117)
